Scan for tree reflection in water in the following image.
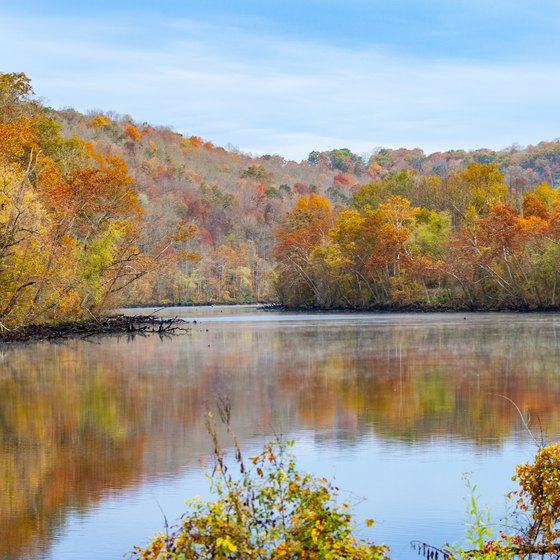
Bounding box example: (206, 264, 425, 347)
(1, 311, 560, 558)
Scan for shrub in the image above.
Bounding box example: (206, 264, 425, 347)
(130, 408, 389, 559)
(511, 441, 560, 547)
(414, 442, 560, 559)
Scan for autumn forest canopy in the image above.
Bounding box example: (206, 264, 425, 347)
(3, 71, 560, 328)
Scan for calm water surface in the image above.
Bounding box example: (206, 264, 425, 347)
(2, 307, 560, 559)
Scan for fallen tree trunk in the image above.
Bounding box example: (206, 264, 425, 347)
(0, 314, 190, 343)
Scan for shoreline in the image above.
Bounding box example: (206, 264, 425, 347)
(0, 314, 191, 344)
(121, 301, 273, 309)
(117, 300, 560, 313)
(3, 302, 560, 344)
(264, 303, 560, 313)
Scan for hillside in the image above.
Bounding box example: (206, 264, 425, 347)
(2, 70, 560, 328)
(53, 108, 364, 304)
(53, 107, 560, 307)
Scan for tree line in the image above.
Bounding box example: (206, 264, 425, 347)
(4, 70, 560, 327)
(274, 165, 560, 309)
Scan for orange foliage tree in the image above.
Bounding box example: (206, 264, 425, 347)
(273, 193, 335, 306)
(0, 72, 155, 328)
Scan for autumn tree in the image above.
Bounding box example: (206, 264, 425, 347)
(273, 193, 335, 306)
(0, 72, 150, 327)
(445, 162, 508, 224)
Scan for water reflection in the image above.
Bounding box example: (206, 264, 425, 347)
(1, 311, 560, 558)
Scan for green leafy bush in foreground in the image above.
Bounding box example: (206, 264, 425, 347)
(129, 410, 389, 560)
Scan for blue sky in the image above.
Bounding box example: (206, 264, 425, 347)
(2, 1, 560, 160)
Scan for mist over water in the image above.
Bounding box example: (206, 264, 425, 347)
(2, 306, 560, 558)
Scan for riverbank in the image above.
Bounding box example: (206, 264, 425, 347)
(266, 302, 560, 313)
(0, 314, 190, 344)
(122, 300, 273, 309)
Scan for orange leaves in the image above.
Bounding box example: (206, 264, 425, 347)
(273, 194, 336, 306)
(441, 199, 560, 307)
(184, 135, 203, 149)
(0, 73, 149, 325)
(293, 192, 332, 212)
(284, 194, 334, 245)
(41, 145, 140, 230)
(367, 161, 384, 179)
(523, 193, 550, 220)
(278, 195, 334, 249)
(272, 163, 560, 309)
(124, 124, 141, 142)
(180, 135, 213, 150)
(333, 172, 357, 188)
(468, 201, 560, 260)
(475, 204, 524, 254)
(274, 192, 430, 306)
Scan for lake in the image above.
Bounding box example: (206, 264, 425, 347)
(1, 306, 560, 559)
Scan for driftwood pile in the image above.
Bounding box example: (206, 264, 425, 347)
(0, 314, 190, 343)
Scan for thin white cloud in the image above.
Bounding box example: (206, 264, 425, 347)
(1, 12, 559, 161)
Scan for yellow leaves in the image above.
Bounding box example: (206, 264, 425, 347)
(533, 181, 558, 207)
(132, 436, 390, 560)
(88, 115, 111, 128)
(311, 241, 349, 270)
(0, 71, 33, 99)
(0, 82, 149, 326)
(329, 209, 364, 247)
(513, 442, 560, 545)
(311, 527, 319, 543)
(172, 220, 198, 242)
(174, 533, 187, 549)
(377, 195, 415, 229)
(0, 163, 24, 214)
(0, 117, 38, 163)
(365, 518, 375, 527)
(216, 536, 237, 552)
(448, 162, 507, 221)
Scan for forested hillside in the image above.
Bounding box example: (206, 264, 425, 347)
(3, 70, 560, 327)
(54, 108, 357, 305)
(55, 104, 560, 310)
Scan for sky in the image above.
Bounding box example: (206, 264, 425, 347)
(2, 0, 560, 161)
